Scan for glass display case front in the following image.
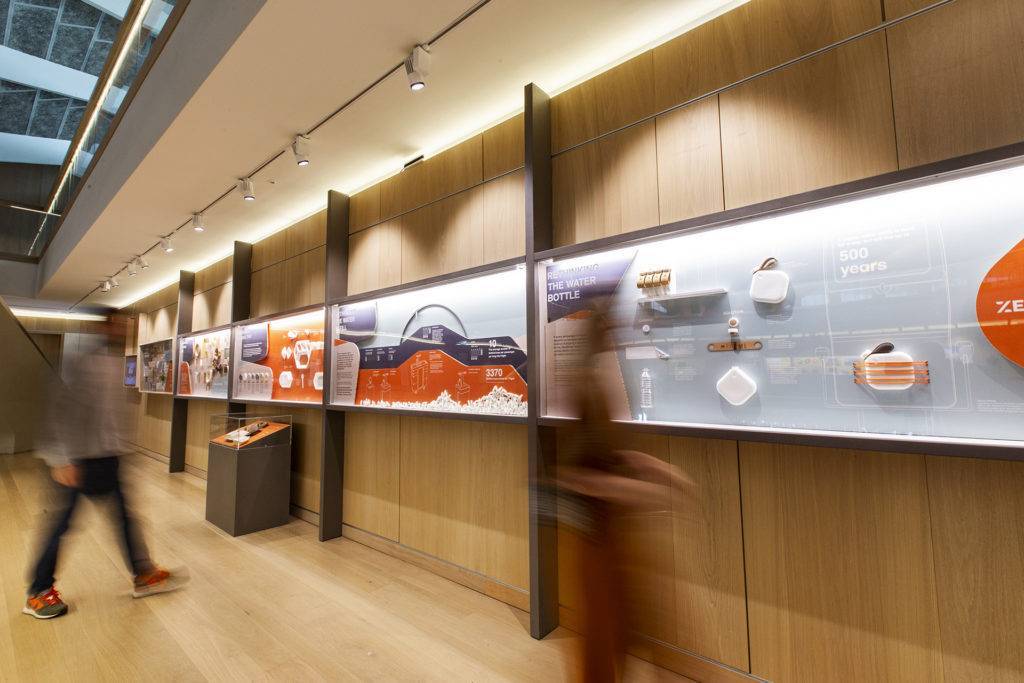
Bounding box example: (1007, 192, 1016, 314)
(539, 162, 1024, 446)
(209, 413, 293, 450)
(124, 354, 137, 387)
(330, 265, 528, 417)
(138, 340, 173, 394)
(177, 328, 231, 398)
(231, 308, 325, 404)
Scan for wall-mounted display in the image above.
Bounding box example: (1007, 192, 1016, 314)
(138, 340, 173, 394)
(124, 355, 137, 387)
(231, 308, 325, 404)
(540, 162, 1024, 446)
(330, 266, 528, 416)
(177, 328, 231, 398)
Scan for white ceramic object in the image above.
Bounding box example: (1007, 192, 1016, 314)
(293, 340, 311, 369)
(279, 370, 293, 389)
(861, 350, 916, 391)
(313, 372, 323, 391)
(750, 269, 790, 304)
(717, 366, 757, 406)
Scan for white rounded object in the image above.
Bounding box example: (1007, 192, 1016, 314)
(750, 269, 790, 304)
(313, 372, 323, 390)
(281, 346, 292, 360)
(717, 366, 757, 406)
(862, 350, 915, 391)
(279, 371, 293, 389)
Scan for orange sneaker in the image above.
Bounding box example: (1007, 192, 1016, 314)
(23, 587, 69, 619)
(132, 566, 189, 598)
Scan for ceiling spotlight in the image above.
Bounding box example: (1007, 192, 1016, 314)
(192, 212, 205, 232)
(405, 45, 430, 91)
(127, 259, 138, 276)
(139, 255, 150, 269)
(292, 135, 310, 166)
(100, 280, 111, 293)
(110, 276, 120, 288)
(161, 236, 174, 253)
(240, 177, 256, 201)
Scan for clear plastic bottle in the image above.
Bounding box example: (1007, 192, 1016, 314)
(640, 368, 653, 410)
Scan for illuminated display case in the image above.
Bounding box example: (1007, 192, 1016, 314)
(138, 339, 173, 394)
(538, 162, 1024, 448)
(231, 307, 325, 404)
(329, 264, 528, 417)
(176, 327, 231, 399)
(124, 354, 137, 387)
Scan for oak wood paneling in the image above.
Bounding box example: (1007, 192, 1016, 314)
(399, 417, 529, 589)
(343, 412, 400, 541)
(135, 393, 173, 456)
(886, 0, 1024, 168)
(482, 168, 526, 262)
(184, 399, 228, 472)
(347, 219, 402, 295)
(193, 255, 233, 294)
(669, 436, 747, 671)
(289, 406, 322, 514)
(192, 282, 232, 331)
(380, 136, 483, 220)
(349, 184, 381, 234)
(482, 113, 525, 180)
(551, 52, 656, 152)
(740, 443, 942, 682)
(719, 35, 897, 209)
(400, 189, 485, 283)
(552, 120, 660, 246)
(655, 96, 725, 223)
(653, 0, 881, 111)
(926, 456, 1024, 682)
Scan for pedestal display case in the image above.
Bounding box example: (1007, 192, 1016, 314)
(138, 339, 174, 394)
(176, 327, 231, 399)
(537, 161, 1024, 451)
(231, 307, 325, 405)
(206, 414, 292, 536)
(329, 263, 528, 418)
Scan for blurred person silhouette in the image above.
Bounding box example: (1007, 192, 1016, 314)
(23, 329, 187, 619)
(555, 302, 693, 682)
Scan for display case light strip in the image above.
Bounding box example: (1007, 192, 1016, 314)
(10, 307, 108, 322)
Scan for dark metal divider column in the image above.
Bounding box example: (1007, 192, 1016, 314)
(525, 83, 558, 639)
(228, 241, 252, 415)
(169, 270, 194, 473)
(320, 190, 350, 541)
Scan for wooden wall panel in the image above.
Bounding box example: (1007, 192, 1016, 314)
(655, 96, 725, 223)
(349, 184, 381, 234)
(482, 113, 525, 179)
(400, 189, 485, 283)
(399, 417, 529, 589)
(347, 220, 402, 295)
(289, 406, 322, 514)
(184, 399, 227, 472)
(193, 255, 232, 293)
(886, 0, 1024, 168)
(343, 412, 400, 541)
(551, 52, 655, 152)
(926, 456, 1024, 682)
(740, 443, 943, 682)
(192, 282, 232, 331)
(669, 436, 747, 670)
(135, 393, 173, 456)
(652, 0, 881, 111)
(482, 168, 526, 262)
(719, 35, 897, 209)
(380, 136, 483, 220)
(552, 120, 659, 246)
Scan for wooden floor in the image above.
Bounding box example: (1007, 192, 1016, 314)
(0, 452, 687, 682)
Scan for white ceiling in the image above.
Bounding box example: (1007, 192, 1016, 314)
(38, 0, 745, 309)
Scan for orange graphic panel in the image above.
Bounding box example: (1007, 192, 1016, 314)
(977, 237, 1024, 368)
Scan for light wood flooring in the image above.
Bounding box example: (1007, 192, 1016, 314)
(0, 452, 687, 682)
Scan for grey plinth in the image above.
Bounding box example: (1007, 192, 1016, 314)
(206, 426, 292, 536)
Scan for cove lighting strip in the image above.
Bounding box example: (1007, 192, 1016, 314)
(11, 308, 108, 322)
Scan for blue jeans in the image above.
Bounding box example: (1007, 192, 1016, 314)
(28, 456, 151, 595)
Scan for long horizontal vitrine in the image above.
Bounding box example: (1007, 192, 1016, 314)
(535, 155, 1024, 458)
(328, 260, 528, 420)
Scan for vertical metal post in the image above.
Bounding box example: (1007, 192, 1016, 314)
(169, 270, 194, 473)
(525, 83, 559, 639)
(228, 241, 252, 415)
(320, 190, 349, 541)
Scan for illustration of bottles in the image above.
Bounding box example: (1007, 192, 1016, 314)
(640, 368, 654, 417)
